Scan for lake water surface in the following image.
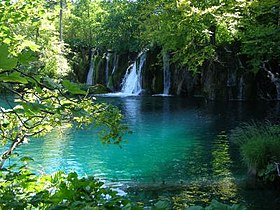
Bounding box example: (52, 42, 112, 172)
(4, 96, 280, 209)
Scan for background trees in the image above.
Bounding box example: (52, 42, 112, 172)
(62, 0, 279, 76)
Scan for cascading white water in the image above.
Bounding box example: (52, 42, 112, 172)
(86, 49, 94, 86)
(163, 52, 171, 95)
(237, 76, 244, 100)
(105, 52, 110, 86)
(111, 53, 118, 76)
(121, 52, 146, 95)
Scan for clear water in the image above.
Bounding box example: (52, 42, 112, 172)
(2, 96, 280, 209)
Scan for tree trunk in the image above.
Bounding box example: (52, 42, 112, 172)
(59, 0, 63, 43)
(210, 25, 216, 45)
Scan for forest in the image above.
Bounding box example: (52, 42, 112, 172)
(0, 0, 280, 209)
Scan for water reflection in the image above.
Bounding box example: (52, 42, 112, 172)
(210, 133, 238, 202)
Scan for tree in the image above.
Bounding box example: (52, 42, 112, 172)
(0, 0, 127, 169)
(239, 0, 280, 72)
(64, 0, 107, 48)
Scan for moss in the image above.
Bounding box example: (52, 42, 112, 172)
(76, 83, 111, 94)
(87, 84, 111, 94)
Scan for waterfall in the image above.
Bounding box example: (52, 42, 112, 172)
(237, 76, 244, 100)
(263, 64, 280, 100)
(111, 53, 118, 76)
(86, 49, 94, 86)
(163, 52, 171, 95)
(227, 69, 236, 100)
(227, 69, 236, 87)
(121, 52, 146, 95)
(276, 82, 280, 101)
(105, 52, 110, 87)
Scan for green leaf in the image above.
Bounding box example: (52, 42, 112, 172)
(43, 77, 58, 89)
(20, 156, 34, 162)
(62, 80, 87, 95)
(21, 102, 49, 114)
(186, 206, 204, 210)
(1, 118, 10, 127)
(0, 72, 28, 84)
(154, 199, 171, 209)
(122, 203, 132, 210)
(18, 51, 36, 64)
(0, 44, 18, 70)
(230, 204, 247, 210)
(21, 40, 39, 52)
(206, 200, 228, 210)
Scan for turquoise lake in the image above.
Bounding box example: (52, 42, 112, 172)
(2, 96, 280, 209)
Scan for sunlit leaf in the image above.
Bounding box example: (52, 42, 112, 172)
(18, 51, 36, 64)
(0, 44, 17, 70)
(20, 156, 34, 162)
(0, 72, 28, 84)
(21, 40, 39, 52)
(62, 80, 87, 95)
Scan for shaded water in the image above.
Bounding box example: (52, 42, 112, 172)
(2, 97, 280, 209)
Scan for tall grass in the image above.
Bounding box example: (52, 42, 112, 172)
(230, 122, 280, 176)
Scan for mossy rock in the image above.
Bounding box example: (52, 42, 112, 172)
(87, 84, 111, 94)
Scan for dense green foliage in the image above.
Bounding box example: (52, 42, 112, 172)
(0, 0, 71, 77)
(0, 160, 131, 209)
(240, 0, 280, 72)
(0, 1, 129, 209)
(0, 0, 128, 166)
(231, 122, 280, 181)
(0, 0, 279, 209)
(64, 0, 280, 73)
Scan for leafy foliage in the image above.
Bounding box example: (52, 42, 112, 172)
(0, 2, 130, 207)
(0, 45, 18, 70)
(0, 160, 131, 209)
(239, 0, 280, 72)
(0, 0, 71, 78)
(0, 2, 128, 168)
(64, 0, 142, 52)
(72, 0, 280, 74)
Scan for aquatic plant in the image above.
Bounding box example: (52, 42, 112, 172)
(230, 122, 280, 180)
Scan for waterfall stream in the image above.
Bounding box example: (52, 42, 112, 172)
(120, 52, 147, 95)
(111, 53, 118, 76)
(86, 49, 94, 86)
(105, 52, 110, 87)
(237, 76, 244, 100)
(163, 52, 171, 95)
